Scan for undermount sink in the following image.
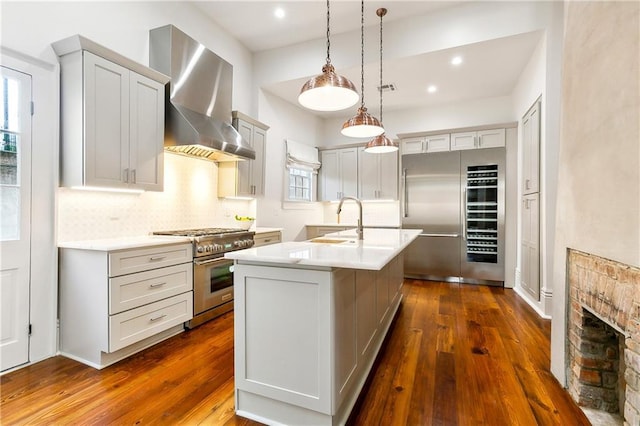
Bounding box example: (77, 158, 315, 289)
(309, 238, 357, 245)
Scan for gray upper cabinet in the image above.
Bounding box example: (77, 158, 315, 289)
(522, 100, 541, 194)
(401, 134, 450, 154)
(450, 129, 505, 151)
(357, 147, 398, 200)
(218, 112, 268, 198)
(54, 36, 168, 191)
(319, 148, 358, 201)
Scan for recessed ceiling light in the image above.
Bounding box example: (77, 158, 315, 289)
(451, 56, 463, 66)
(427, 85, 438, 94)
(274, 7, 286, 19)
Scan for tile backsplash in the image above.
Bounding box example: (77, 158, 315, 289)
(57, 153, 254, 242)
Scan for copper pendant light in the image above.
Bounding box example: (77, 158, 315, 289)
(365, 7, 398, 153)
(341, 0, 384, 138)
(298, 0, 359, 112)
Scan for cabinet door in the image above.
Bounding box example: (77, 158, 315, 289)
(320, 150, 340, 201)
(84, 52, 129, 188)
(250, 126, 266, 196)
(377, 150, 398, 200)
(235, 120, 253, 196)
(339, 148, 358, 198)
(478, 128, 505, 149)
(357, 147, 379, 200)
(450, 131, 476, 151)
(521, 194, 540, 300)
(401, 138, 424, 154)
(425, 134, 450, 152)
(522, 101, 540, 194)
(129, 72, 164, 191)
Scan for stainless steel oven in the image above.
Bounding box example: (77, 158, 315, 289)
(153, 228, 254, 328)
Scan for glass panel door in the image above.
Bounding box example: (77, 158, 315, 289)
(465, 164, 499, 263)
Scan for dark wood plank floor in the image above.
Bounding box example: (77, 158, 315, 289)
(1, 280, 590, 425)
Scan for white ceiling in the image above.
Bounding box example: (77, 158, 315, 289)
(191, 1, 543, 118)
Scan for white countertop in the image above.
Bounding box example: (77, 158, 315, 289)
(58, 235, 191, 251)
(305, 223, 399, 228)
(225, 228, 421, 271)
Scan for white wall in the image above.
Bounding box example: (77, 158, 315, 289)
(256, 90, 325, 242)
(57, 153, 255, 242)
(254, 2, 562, 89)
(1, 1, 253, 113)
(321, 95, 516, 148)
(511, 33, 548, 314)
(551, 1, 640, 384)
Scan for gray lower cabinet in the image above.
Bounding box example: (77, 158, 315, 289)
(58, 242, 193, 369)
(253, 230, 282, 247)
(521, 193, 540, 299)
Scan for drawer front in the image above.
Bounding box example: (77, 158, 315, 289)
(109, 243, 192, 277)
(109, 263, 193, 314)
(254, 232, 281, 247)
(109, 292, 193, 352)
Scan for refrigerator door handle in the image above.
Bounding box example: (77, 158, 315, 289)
(462, 187, 467, 241)
(402, 168, 409, 217)
(420, 233, 460, 238)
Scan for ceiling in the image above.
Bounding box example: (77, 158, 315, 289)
(191, 1, 543, 118)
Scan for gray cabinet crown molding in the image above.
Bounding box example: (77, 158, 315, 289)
(52, 34, 169, 84)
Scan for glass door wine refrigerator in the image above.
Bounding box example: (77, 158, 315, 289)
(460, 148, 505, 282)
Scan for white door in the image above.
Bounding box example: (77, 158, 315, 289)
(0, 66, 32, 371)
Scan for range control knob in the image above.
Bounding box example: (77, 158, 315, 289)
(197, 246, 204, 253)
(214, 244, 223, 252)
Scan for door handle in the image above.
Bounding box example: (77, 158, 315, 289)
(123, 168, 129, 183)
(419, 233, 460, 238)
(462, 187, 467, 241)
(149, 314, 167, 322)
(131, 169, 136, 184)
(402, 168, 408, 217)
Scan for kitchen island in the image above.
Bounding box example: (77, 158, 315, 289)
(225, 228, 421, 426)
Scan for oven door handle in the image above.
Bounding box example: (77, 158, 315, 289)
(194, 257, 233, 267)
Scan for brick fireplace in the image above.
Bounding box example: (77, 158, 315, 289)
(568, 249, 640, 425)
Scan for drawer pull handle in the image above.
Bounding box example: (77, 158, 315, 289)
(221, 293, 232, 301)
(149, 314, 167, 322)
(263, 239, 272, 243)
(149, 282, 167, 289)
(149, 256, 166, 261)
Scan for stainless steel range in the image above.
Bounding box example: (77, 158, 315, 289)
(153, 228, 254, 328)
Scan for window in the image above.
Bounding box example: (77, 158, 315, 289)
(1, 68, 28, 241)
(288, 168, 312, 201)
(284, 140, 320, 203)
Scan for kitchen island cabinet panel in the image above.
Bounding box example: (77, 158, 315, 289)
(233, 253, 407, 425)
(235, 266, 332, 414)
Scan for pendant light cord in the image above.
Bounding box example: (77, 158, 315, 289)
(378, 8, 383, 123)
(326, 0, 331, 65)
(360, 0, 365, 107)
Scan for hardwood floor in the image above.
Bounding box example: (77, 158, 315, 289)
(1, 280, 590, 425)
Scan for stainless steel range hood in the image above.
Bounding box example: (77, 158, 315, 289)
(149, 25, 254, 161)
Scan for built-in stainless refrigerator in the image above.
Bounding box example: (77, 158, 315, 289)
(402, 148, 505, 285)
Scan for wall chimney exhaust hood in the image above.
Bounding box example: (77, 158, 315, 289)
(149, 25, 254, 161)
